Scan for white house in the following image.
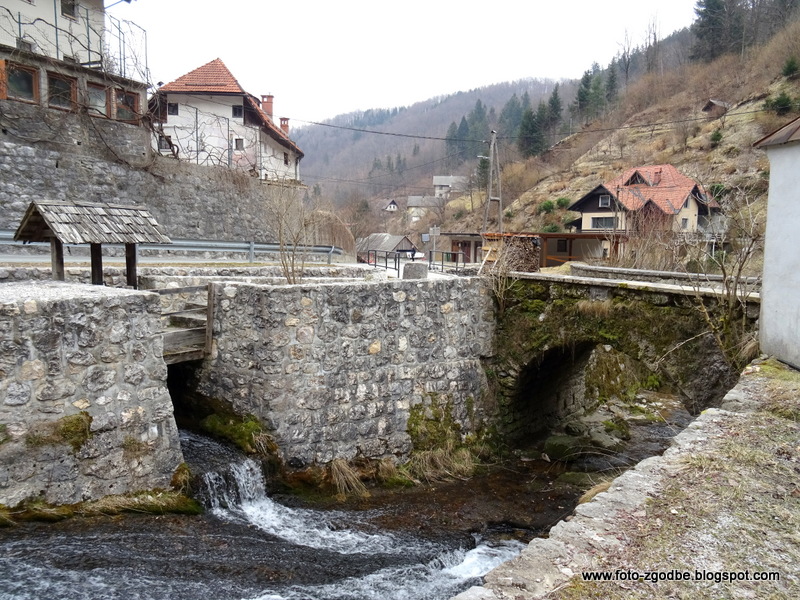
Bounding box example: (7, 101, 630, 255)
(0, 0, 146, 124)
(755, 116, 800, 369)
(150, 58, 303, 182)
(433, 175, 467, 199)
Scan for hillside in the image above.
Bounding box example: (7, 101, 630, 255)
(295, 13, 800, 262)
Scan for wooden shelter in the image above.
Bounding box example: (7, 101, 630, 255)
(14, 200, 171, 288)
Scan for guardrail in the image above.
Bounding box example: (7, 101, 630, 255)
(365, 250, 419, 273)
(428, 250, 467, 274)
(0, 230, 346, 264)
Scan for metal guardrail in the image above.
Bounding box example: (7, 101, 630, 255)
(366, 250, 419, 273)
(0, 230, 345, 264)
(428, 250, 466, 274)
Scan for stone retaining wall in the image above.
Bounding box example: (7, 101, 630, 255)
(193, 277, 495, 466)
(0, 282, 182, 506)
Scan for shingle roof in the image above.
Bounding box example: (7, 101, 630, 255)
(356, 233, 415, 254)
(159, 58, 246, 95)
(14, 200, 171, 245)
(604, 164, 702, 214)
(754, 115, 800, 148)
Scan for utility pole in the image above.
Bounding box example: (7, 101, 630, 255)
(481, 130, 503, 234)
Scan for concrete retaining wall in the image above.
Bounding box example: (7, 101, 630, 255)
(0, 282, 182, 506)
(194, 277, 495, 466)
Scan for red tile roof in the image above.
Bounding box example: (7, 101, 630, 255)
(604, 164, 702, 214)
(159, 58, 303, 157)
(160, 58, 246, 94)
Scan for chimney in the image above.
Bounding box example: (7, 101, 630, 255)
(280, 117, 290, 135)
(262, 94, 274, 119)
(653, 168, 662, 185)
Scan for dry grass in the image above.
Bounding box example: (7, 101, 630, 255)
(328, 458, 370, 501)
(403, 439, 475, 483)
(578, 480, 612, 504)
(549, 365, 800, 600)
(576, 299, 614, 318)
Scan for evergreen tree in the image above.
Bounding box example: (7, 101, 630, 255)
(691, 0, 745, 61)
(575, 70, 593, 121)
(518, 104, 546, 158)
(547, 84, 563, 135)
(456, 116, 471, 161)
(498, 93, 523, 141)
(606, 61, 618, 103)
(445, 121, 460, 166)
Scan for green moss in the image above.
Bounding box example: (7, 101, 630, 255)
(407, 393, 461, 451)
(122, 436, 148, 457)
(603, 417, 631, 440)
(25, 412, 93, 453)
(0, 424, 8, 445)
(200, 413, 263, 454)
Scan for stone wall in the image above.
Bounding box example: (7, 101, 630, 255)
(0, 282, 182, 506)
(192, 277, 495, 467)
(0, 134, 314, 244)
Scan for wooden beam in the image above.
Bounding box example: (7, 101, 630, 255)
(125, 243, 138, 289)
(162, 327, 207, 351)
(90, 243, 103, 285)
(50, 238, 65, 281)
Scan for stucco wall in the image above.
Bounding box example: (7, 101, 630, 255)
(193, 277, 495, 466)
(761, 143, 800, 369)
(0, 282, 182, 506)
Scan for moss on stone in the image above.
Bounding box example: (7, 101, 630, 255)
(200, 413, 263, 454)
(0, 424, 8, 445)
(24, 412, 93, 453)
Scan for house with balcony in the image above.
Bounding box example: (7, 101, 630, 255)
(0, 1, 146, 128)
(568, 164, 719, 237)
(149, 58, 303, 182)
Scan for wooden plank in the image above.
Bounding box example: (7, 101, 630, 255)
(161, 307, 208, 318)
(163, 348, 206, 365)
(125, 243, 137, 289)
(50, 238, 65, 281)
(162, 327, 206, 351)
(206, 282, 215, 354)
(154, 285, 209, 296)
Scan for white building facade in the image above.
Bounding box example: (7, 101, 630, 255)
(151, 59, 303, 182)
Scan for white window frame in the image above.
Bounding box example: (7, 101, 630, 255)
(599, 194, 611, 208)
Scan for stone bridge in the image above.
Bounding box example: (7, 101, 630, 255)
(0, 266, 760, 504)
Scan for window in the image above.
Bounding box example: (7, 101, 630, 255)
(158, 135, 172, 151)
(598, 194, 611, 208)
(232, 105, 243, 118)
(47, 73, 75, 109)
(234, 138, 244, 151)
(61, 0, 77, 18)
(283, 152, 289, 166)
(87, 84, 108, 116)
(591, 216, 618, 229)
(7, 63, 38, 102)
(681, 218, 689, 230)
(556, 239, 568, 253)
(167, 102, 179, 116)
(115, 89, 138, 122)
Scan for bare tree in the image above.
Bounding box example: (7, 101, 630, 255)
(263, 180, 315, 284)
(480, 236, 539, 316)
(619, 29, 635, 88)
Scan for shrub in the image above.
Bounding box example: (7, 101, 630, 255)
(710, 129, 723, 147)
(542, 223, 561, 233)
(765, 92, 794, 115)
(783, 56, 799, 78)
(538, 200, 555, 214)
(556, 197, 571, 209)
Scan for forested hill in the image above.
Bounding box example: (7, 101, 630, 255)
(292, 79, 566, 203)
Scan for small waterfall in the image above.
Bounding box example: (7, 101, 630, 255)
(187, 432, 526, 600)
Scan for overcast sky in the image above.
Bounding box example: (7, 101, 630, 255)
(108, 0, 699, 125)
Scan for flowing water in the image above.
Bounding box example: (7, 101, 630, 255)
(0, 432, 525, 600)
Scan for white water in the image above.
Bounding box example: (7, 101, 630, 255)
(202, 457, 525, 600)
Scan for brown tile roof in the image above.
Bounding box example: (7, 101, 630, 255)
(14, 200, 171, 245)
(159, 58, 303, 157)
(159, 58, 246, 95)
(754, 115, 800, 148)
(604, 164, 702, 214)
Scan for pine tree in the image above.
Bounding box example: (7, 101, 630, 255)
(498, 94, 523, 141)
(605, 61, 618, 103)
(547, 84, 563, 135)
(456, 116, 471, 161)
(691, 0, 745, 61)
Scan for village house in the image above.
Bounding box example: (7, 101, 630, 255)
(433, 175, 467, 199)
(149, 58, 303, 182)
(0, 0, 146, 126)
(568, 164, 719, 242)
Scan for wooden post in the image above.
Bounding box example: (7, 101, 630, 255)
(50, 238, 65, 281)
(125, 243, 138, 289)
(90, 243, 103, 285)
(205, 282, 215, 355)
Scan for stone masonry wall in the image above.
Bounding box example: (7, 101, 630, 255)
(0, 282, 183, 506)
(194, 277, 495, 467)
(0, 136, 295, 243)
